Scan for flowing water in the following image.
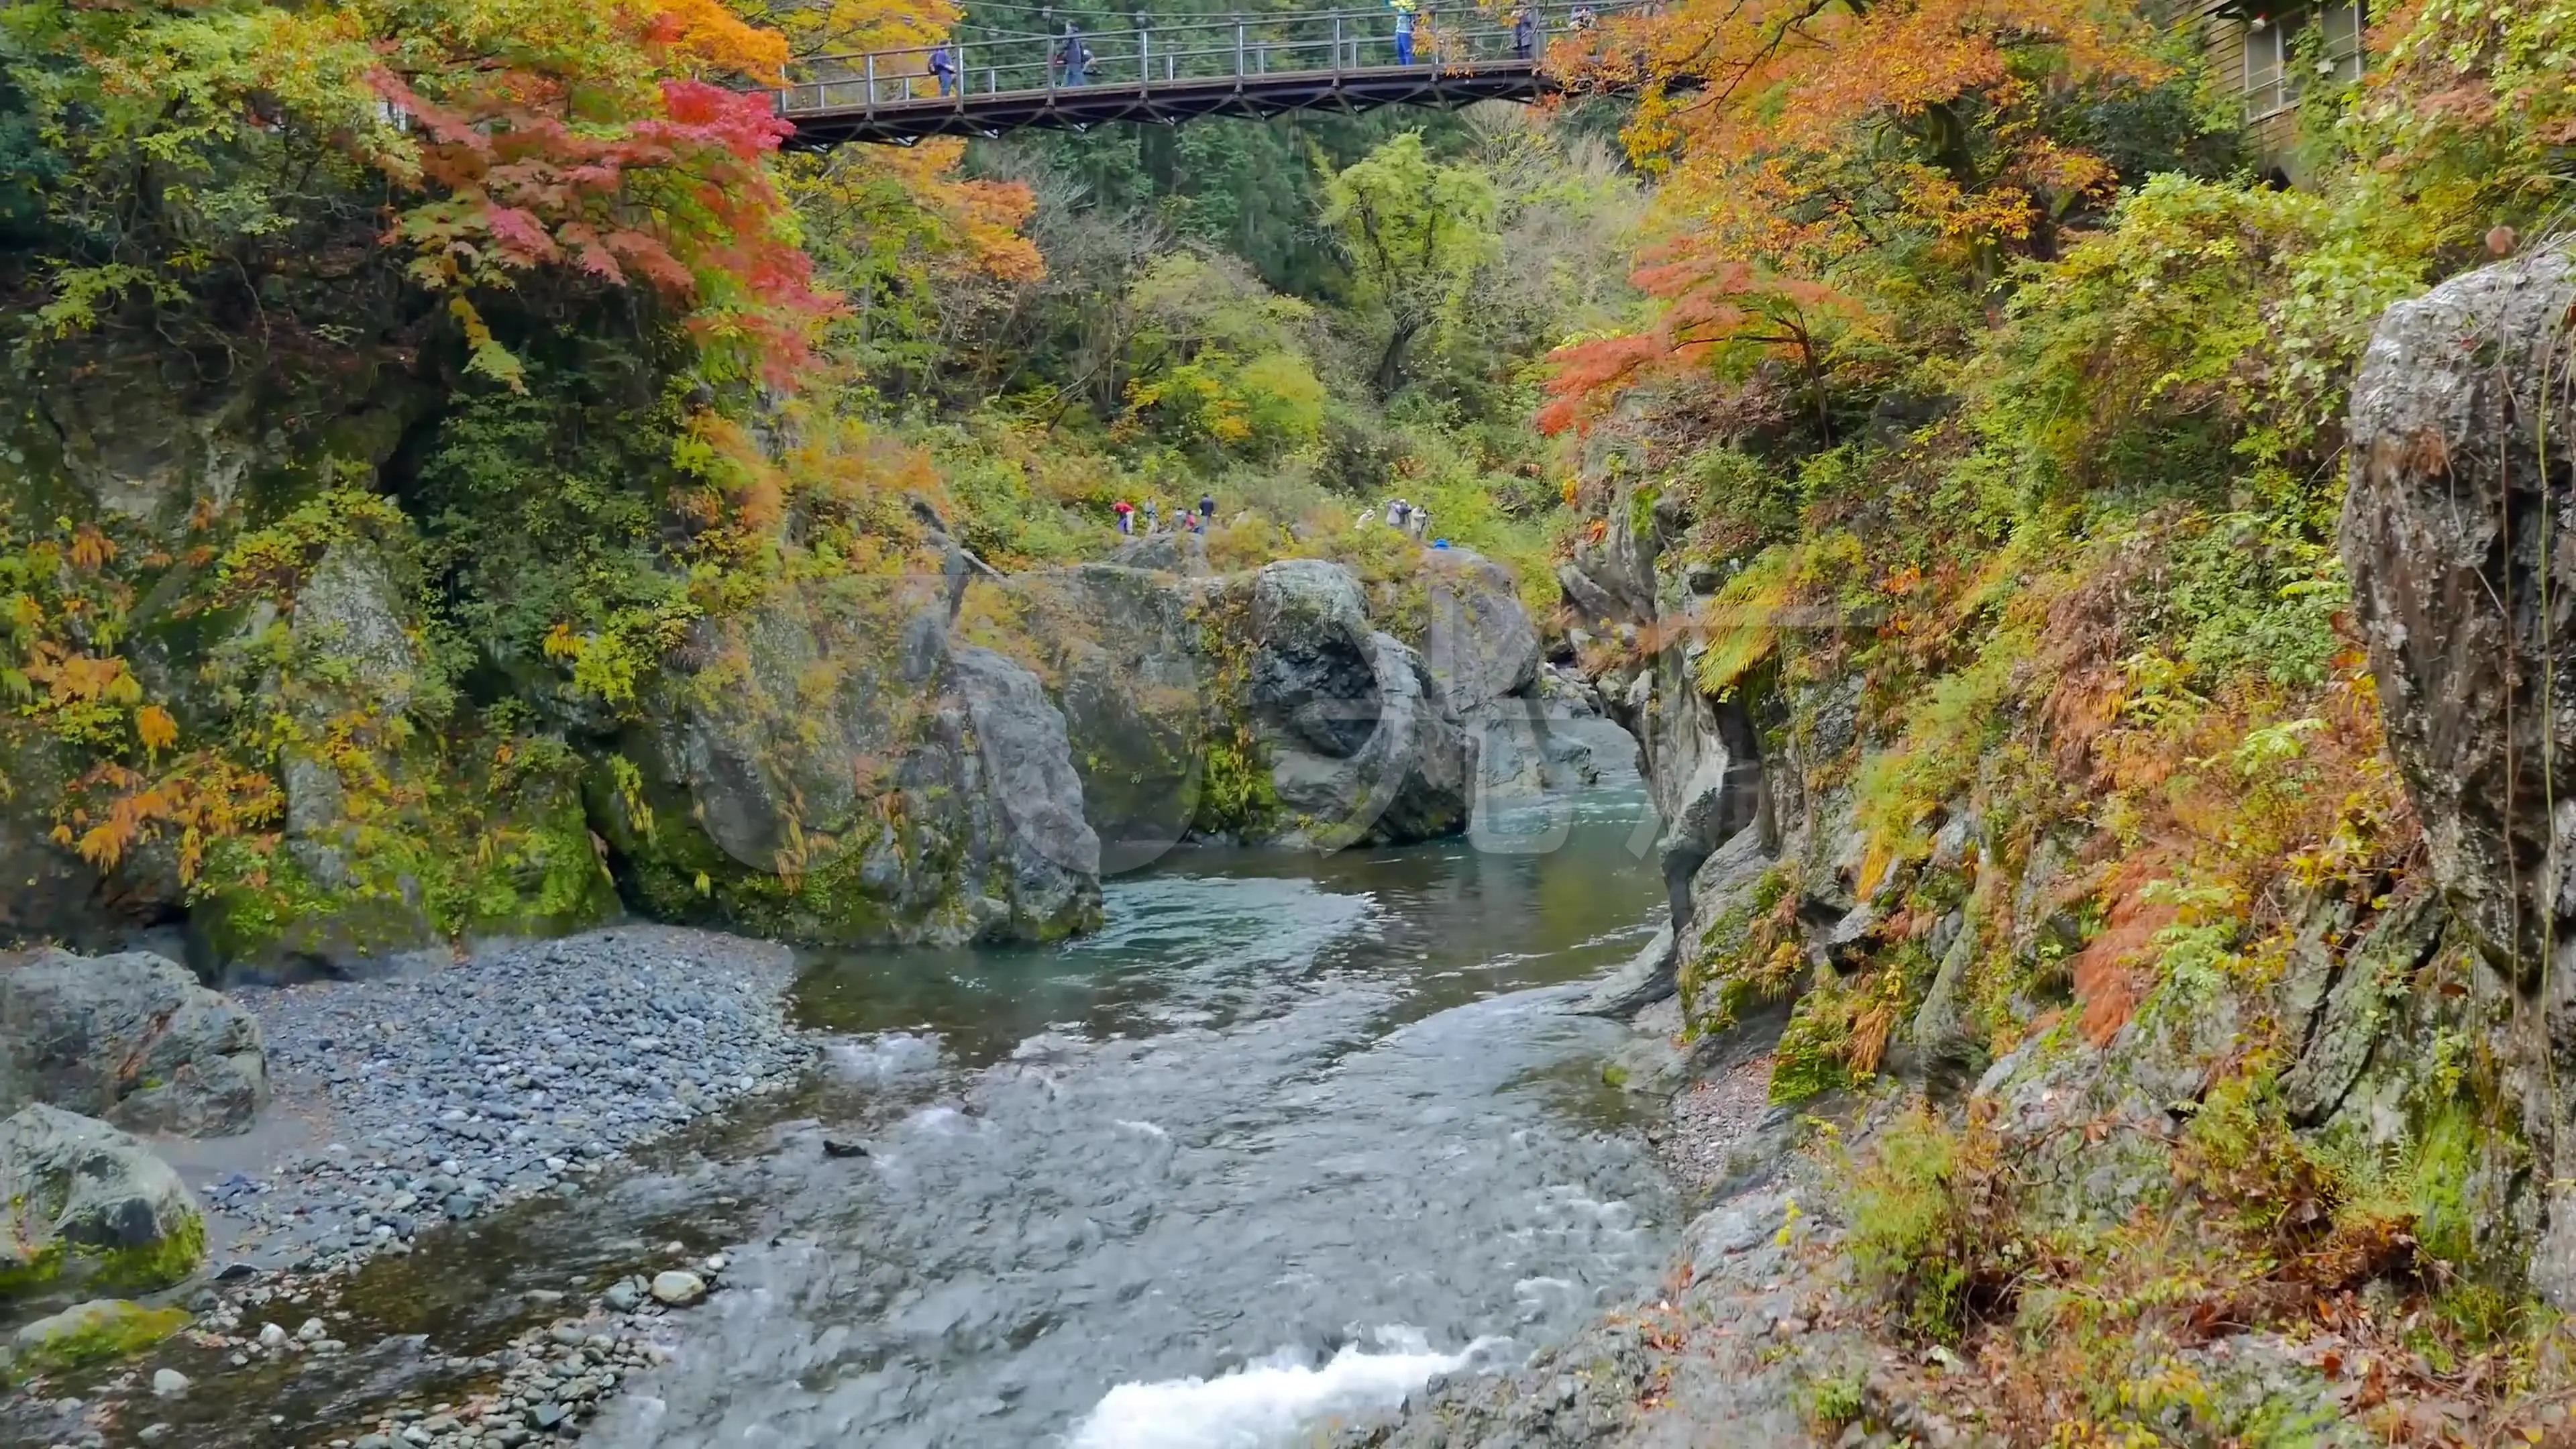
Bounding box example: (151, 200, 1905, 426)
(599, 780, 1677, 1448)
(92, 773, 1676, 1449)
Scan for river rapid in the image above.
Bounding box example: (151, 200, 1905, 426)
(596, 779, 1676, 1448)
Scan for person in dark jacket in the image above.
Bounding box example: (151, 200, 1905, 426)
(1199, 493, 1216, 524)
(1054, 24, 1091, 87)
(1513, 9, 1537, 59)
(929, 40, 959, 95)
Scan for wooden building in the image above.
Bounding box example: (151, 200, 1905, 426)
(2188, 1, 2370, 184)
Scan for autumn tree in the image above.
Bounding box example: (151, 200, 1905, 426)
(1541, 0, 2171, 431)
(5, 0, 829, 388)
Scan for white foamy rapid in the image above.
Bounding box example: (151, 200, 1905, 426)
(1065, 1329, 1494, 1449)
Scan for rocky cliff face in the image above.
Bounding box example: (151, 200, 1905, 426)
(1560, 242, 2576, 1332)
(1558, 482, 1776, 1034)
(592, 578, 1104, 949)
(0, 334, 1568, 965)
(2342, 238, 2576, 1301)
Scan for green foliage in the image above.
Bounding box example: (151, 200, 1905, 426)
(1796, 1366, 1868, 1434)
(2157, 515, 2345, 688)
(1322, 132, 1501, 396)
(408, 367, 698, 716)
(1843, 1106, 2015, 1344)
(1121, 253, 1328, 459)
(1768, 994, 1856, 1105)
(1851, 624, 2028, 887)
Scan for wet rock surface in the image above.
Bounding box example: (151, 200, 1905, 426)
(610, 583, 1104, 947)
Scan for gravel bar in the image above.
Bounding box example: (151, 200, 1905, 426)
(203, 926, 813, 1277)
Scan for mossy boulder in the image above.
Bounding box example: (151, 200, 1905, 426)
(2, 1297, 191, 1383)
(0, 1105, 205, 1298)
(599, 587, 1102, 947)
(1216, 559, 1474, 849)
(997, 565, 1211, 873)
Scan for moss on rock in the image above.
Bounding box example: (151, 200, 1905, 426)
(3, 1298, 191, 1383)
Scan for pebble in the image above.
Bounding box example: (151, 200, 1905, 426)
(0, 928, 813, 1449)
(649, 1271, 708, 1307)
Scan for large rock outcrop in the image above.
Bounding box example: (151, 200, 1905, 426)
(2342, 237, 2576, 1299)
(1421, 548, 1606, 802)
(2345, 239, 2576, 981)
(1222, 559, 1474, 849)
(600, 583, 1102, 947)
(0, 951, 268, 1136)
(1000, 565, 1210, 873)
(0, 1105, 205, 1297)
(1562, 482, 1775, 1006)
(996, 555, 1550, 863)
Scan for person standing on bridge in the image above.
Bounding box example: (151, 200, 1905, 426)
(930, 40, 959, 96)
(1513, 7, 1538, 60)
(1391, 0, 1419, 66)
(1054, 23, 1092, 87)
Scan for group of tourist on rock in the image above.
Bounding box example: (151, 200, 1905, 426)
(1371, 496, 1441, 543)
(923, 2, 1578, 95)
(1112, 492, 1220, 536)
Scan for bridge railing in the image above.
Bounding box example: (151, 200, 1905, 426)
(769, 2, 1649, 115)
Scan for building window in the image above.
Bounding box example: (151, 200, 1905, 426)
(2243, 2, 2366, 121)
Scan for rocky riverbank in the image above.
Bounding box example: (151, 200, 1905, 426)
(192, 926, 810, 1277)
(1, 926, 816, 1449)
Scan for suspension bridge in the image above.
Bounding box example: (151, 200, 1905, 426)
(767, 3, 1647, 148)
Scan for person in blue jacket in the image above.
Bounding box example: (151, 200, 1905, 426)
(1391, 0, 1418, 65)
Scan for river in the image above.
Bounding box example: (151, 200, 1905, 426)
(597, 777, 1676, 1448)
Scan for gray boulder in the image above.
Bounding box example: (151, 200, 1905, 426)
(1000, 566, 1210, 873)
(3, 1297, 191, 1381)
(1574, 924, 1677, 1018)
(949, 645, 1104, 937)
(1466, 698, 1604, 800)
(1106, 533, 1211, 577)
(1419, 548, 1539, 712)
(0, 1105, 205, 1296)
(0, 951, 268, 1136)
(1240, 563, 1473, 848)
(2340, 239, 2576, 1300)
(2345, 238, 2576, 979)
(610, 584, 1102, 947)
